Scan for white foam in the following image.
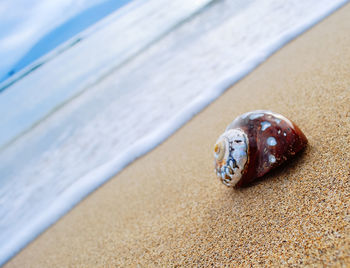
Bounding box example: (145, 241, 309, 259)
(0, 0, 213, 149)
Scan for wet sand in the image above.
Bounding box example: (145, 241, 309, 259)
(6, 3, 350, 267)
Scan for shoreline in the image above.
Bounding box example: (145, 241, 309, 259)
(6, 2, 350, 267)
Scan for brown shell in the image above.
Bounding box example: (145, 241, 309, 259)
(226, 110, 307, 187)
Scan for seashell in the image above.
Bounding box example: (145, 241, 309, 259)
(214, 110, 307, 187)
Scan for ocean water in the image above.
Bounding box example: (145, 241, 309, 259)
(0, 0, 133, 84)
(0, 0, 347, 265)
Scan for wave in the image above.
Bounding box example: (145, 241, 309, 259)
(0, 0, 133, 85)
(0, 0, 214, 150)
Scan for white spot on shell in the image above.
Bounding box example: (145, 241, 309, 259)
(274, 118, 281, 124)
(269, 154, 276, 163)
(261, 121, 271, 131)
(249, 113, 264, 120)
(267, 137, 277, 146)
(278, 130, 281, 134)
(283, 132, 287, 136)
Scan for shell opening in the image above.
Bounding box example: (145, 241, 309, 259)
(214, 128, 248, 187)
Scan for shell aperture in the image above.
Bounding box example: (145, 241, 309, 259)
(214, 128, 248, 187)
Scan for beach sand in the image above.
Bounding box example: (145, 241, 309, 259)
(6, 3, 350, 267)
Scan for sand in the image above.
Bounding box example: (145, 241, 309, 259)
(6, 3, 350, 267)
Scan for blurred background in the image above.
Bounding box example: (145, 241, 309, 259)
(0, 0, 131, 82)
(0, 0, 347, 265)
